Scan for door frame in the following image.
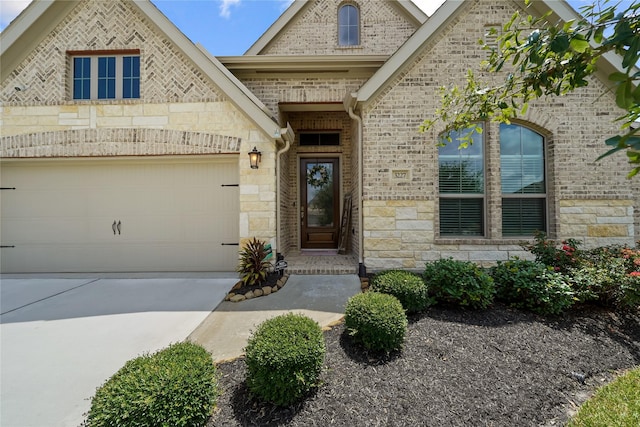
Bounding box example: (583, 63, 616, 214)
(298, 155, 342, 250)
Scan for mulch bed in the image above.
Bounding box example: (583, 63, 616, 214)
(207, 303, 639, 427)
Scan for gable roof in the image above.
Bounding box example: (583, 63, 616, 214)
(0, 0, 284, 143)
(245, 0, 428, 55)
(346, 0, 630, 110)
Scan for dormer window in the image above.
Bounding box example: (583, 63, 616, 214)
(68, 49, 140, 100)
(338, 4, 359, 46)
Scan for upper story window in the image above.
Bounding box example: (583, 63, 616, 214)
(338, 4, 360, 46)
(69, 50, 140, 100)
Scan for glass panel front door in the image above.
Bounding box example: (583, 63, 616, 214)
(300, 158, 340, 249)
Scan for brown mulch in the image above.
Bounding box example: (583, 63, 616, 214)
(207, 303, 640, 427)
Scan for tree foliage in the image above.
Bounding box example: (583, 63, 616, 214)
(421, 0, 640, 177)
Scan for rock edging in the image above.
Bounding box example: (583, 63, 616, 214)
(224, 275, 289, 303)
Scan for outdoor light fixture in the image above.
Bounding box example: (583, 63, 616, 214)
(248, 146, 262, 169)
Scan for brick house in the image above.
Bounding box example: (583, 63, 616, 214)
(1, 0, 638, 274)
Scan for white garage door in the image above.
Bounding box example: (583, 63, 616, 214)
(0, 156, 239, 273)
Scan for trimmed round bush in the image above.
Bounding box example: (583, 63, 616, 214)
(344, 291, 408, 353)
(244, 313, 325, 406)
(371, 269, 435, 313)
(423, 258, 495, 309)
(491, 259, 575, 315)
(85, 341, 218, 427)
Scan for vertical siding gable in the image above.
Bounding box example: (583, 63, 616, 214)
(1, 0, 224, 105)
(261, 0, 420, 55)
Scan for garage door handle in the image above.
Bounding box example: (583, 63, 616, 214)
(117, 221, 121, 235)
(112, 221, 117, 235)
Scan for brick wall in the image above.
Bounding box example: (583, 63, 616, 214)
(241, 77, 367, 124)
(279, 111, 354, 253)
(360, 0, 638, 270)
(1, 0, 222, 105)
(259, 0, 419, 55)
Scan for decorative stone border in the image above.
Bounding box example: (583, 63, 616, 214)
(224, 275, 289, 303)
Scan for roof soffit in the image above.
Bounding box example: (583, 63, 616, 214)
(219, 55, 388, 79)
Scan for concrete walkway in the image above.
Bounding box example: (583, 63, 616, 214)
(189, 275, 362, 362)
(0, 273, 360, 427)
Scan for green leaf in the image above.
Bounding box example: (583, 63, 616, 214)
(594, 26, 604, 44)
(609, 72, 629, 82)
(605, 135, 622, 147)
(616, 80, 634, 110)
(550, 34, 570, 53)
(622, 36, 640, 69)
(569, 37, 590, 53)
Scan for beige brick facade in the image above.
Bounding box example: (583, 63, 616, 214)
(3, 0, 637, 273)
(357, 0, 639, 270)
(1, 0, 278, 244)
(259, 0, 420, 56)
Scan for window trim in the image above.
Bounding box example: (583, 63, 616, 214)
(499, 122, 548, 237)
(68, 50, 141, 101)
(338, 3, 360, 47)
(437, 124, 487, 238)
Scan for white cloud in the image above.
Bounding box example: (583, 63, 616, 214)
(219, 0, 241, 18)
(0, 0, 32, 31)
(412, 0, 447, 16)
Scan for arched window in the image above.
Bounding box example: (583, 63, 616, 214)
(500, 123, 546, 236)
(338, 4, 359, 46)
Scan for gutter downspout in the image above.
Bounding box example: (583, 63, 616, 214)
(275, 123, 294, 258)
(347, 105, 365, 277)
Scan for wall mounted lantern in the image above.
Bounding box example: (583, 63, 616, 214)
(248, 146, 262, 169)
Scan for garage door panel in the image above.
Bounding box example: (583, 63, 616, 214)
(3, 218, 92, 243)
(1, 157, 240, 273)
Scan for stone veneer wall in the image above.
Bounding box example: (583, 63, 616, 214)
(360, 0, 638, 270)
(259, 0, 419, 55)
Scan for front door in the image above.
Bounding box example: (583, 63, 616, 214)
(300, 158, 340, 249)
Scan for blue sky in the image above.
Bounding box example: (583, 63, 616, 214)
(0, 0, 620, 56)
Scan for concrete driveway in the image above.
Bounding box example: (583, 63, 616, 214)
(0, 273, 235, 427)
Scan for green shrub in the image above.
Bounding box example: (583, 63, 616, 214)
(85, 342, 218, 427)
(568, 249, 640, 310)
(344, 292, 408, 353)
(237, 237, 271, 286)
(370, 269, 435, 313)
(491, 259, 575, 315)
(423, 258, 495, 309)
(244, 313, 325, 406)
(522, 231, 582, 274)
